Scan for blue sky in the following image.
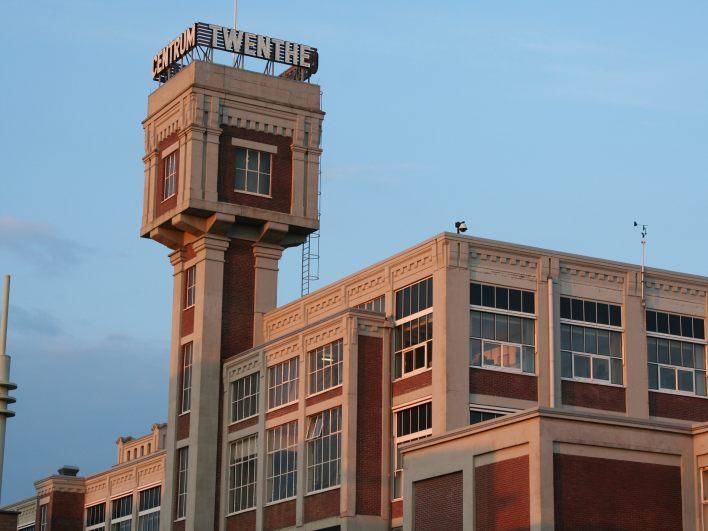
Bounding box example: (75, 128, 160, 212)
(1, 0, 707, 503)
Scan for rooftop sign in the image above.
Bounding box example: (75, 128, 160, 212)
(152, 22, 319, 82)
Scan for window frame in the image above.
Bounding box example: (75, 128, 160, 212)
(560, 311, 624, 387)
(234, 147, 272, 197)
(266, 421, 298, 504)
(180, 342, 193, 415)
(162, 151, 177, 202)
(86, 503, 106, 531)
(305, 407, 342, 494)
(230, 372, 260, 424)
(39, 505, 48, 531)
(228, 434, 259, 515)
(267, 357, 299, 410)
(469, 404, 517, 424)
(647, 331, 707, 398)
(175, 447, 189, 520)
(110, 494, 133, 531)
(392, 399, 432, 500)
(393, 308, 434, 381)
(469, 307, 536, 375)
(308, 340, 344, 396)
(137, 486, 161, 531)
(184, 266, 196, 309)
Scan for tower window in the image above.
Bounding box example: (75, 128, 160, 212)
(184, 266, 196, 309)
(176, 447, 189, 519)
(163, 152, 177, 201)
(181, 343, 193, 414)
(235, 147, 271, 196)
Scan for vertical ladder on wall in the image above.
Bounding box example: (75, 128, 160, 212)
(301, 162, 322, 296)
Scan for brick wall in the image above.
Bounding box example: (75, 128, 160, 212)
(266, 402, 298, 421)
(155, 132, 179, 218)
(0, 512, 18, 531)
(221, 239, 255, 358)
(305, 385, 342, 406)
(357, 335, 383, 516)
(649, 390, 708, 422)
(49, 491, 84, 531)
(218, 126, 292, 214)
(228, 415, 258, 433)
(181, 306, 194, 336)
(176, 412, 190, 440)
(469, 368, 538, 402)
(561, 380, 626, 413)
(173, 519, 185, 531)
(554, 453, 682, 530)
(413, 472, 463, 531)
(475, 455, 530, 531)
(226, 509, 256, 531)
(304, 489, 340, 523)
(264, 499, 296, 530)
(393, 369, 432, 397)
(391, 500, 403, 519)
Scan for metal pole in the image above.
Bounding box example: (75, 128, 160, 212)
(0, 275, 17, 501)
(641, 237, 646, 304)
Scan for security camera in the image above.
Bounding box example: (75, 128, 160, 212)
(455, 221, 468, 234)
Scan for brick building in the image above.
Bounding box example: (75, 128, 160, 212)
(4, 21, 708, 531)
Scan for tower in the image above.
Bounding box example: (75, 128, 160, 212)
(140, 29, 323, 529)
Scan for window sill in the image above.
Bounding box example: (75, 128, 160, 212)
(305, 484, 341, 497)
(174, 517, 186, 523)
(234, 189, 272, 199)
(183, 304, 195, 310)
(559, 317, 623, 332)
(178, 410, 190, 416)
(307, 384, 343, 399)
(470, 305, 536, 320)
(226, 507, 257, 517)
(649, 388, 708, 399)
(228, 413, 259, 427)
(161, 194, 177, 204)
(265, 496, 296, 507)
(470, 365, 536, 377)
(267, 400, 299, 414)
(561, 377, 624, 388)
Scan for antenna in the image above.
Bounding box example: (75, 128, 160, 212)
(0, 275, 17, 499)
(633, 222, 648, 304)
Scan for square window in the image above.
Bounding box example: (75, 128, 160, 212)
(678, 369, 694, 392)
(659, 366, 676, 390)
(592, 357, 609, 380)
(483, 342, 502, 367)
(573, 355, 591, 379)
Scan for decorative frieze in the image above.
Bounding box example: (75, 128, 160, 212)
(560, 265, 624, 285)
(266, 341, 300, 365)
(304, 321, 344, 351)
(391, 249, 435, 283)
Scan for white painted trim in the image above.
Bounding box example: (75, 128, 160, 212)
(231, 137, 278, 154)
(161, 141, 179, 157)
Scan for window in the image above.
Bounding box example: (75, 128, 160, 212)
(176, 447, 189, 519)
(471, 282, 535, 314)
(163, 152, 177, 200)
(138, 486, 161, 531)
(393, 402, 432, 499)
(39, 505, 48, 531)
(470, 310, 535, 374)
(268, 357, 299, 409)
(355, 295, 385, 313)
(110, 495, 132, 531)
(394, 313, 433, 379)
(306, 407, 342, 493)
(266, 421, 298, 502)
(395, 277, 432, 320)
(235, 147, 271, 196)
(647, 336, 706, 396)
(86, 503, 106, 531)
(647, 309, 704, 340)
(229, 435, 258, 513)
(469, 405, 516, 424)
(560, 323, 623, 385)
(181, 343, 193, 414)
(308, 340, 343, 395)
(560, 296, 621, 327)
(184, 266, 196, 308)
(231, 373, 260, 423)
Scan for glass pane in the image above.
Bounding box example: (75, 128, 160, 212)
(659, 366, 676, 390)
(561, 351, 573, 378)
(404, 351, 413, 373)
(584, 328, 597, 354)
(592, 357, 609, 381)
(246, 171, 258, 192)
(260, 153, 271, 174)
(258, 174, 270, 195)
(469, 339, 481, 367)
(235, 148, 246, 169)
(522, 346, 535, 373)
(611, 358, 623, 385)
(508, 316, 522, 344)
(481, 313, 495, 340)
(670, 341, 682, 366)
(235, 169, 246, 190)
(247, 151, 258, 170)
(483, 342, 502, 367)
(678, 369, 694, 392)
(414, 346, 425, 369)
(695, 319, 705, 340)
(597, 330, 610, 356)
(509, 289, 521, 312)
(571, 299, 583, 321)
(471, 283, 481, 306)
(609, 305, 622, 327)
(696, 371, 706, 396)
(682, 342, 694, 368)
(482, 285, 494, 307)
(503, 344, 521, 369)
(561, 324, 571, 350)
(470, 311, 481, 338)
(647, 337, 657, 363)
(681, 316, 693, 338)
(522, 291, 535, 314)
(522, 318, 535, 346)
(610, 332, 622, 359)
(495, 287, 508, 310)
(669, 314, 681, 336)
(495, 314, 508, 342)
(584, 301, 597, 323)
(648, 363, 658, 389)
(560, 297, 571, 319)
(696, 345, 706, 369)
(657, 312, 669, 334)
(574, 355, 591, 378)
(646, 310, 656, 332)
(597, 303, 609, 325)
(657, 339, 670, 364)
(571, 326, 584, 352)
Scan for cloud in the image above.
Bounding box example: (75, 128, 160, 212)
(0, 216, 90, 274)
(7, 305, 62, 337)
